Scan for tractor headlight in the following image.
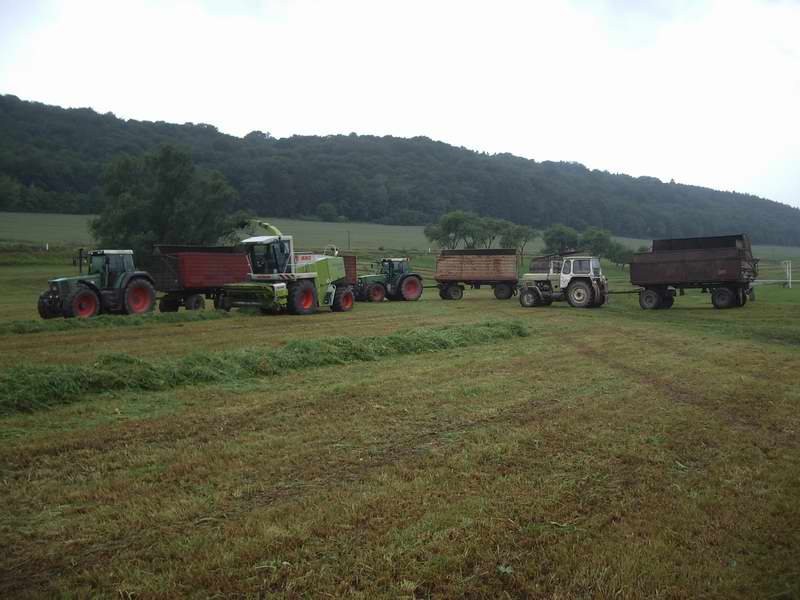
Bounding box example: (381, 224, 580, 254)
(50, 283, 59, 293)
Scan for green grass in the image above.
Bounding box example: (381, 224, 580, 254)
(0, 240, 799, 597)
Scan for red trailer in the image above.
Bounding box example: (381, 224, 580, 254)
(149, 245, 252, 311)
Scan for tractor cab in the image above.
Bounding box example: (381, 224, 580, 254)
(85, 250, 137, 288)
(379, 258, 410, 278)
(240, 235, 294, 275)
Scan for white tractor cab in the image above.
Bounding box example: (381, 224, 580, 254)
(518, 253, 608, 308)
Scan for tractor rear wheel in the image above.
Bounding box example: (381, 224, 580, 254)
(639, 289, 661, 310)
(366, 283, 386, 302)
(64, 287, 100, 319)
(567, 281, 592, 308)
(288, 280, 316, 315)
(493, 283, 514, 300)
(400, 276, 423, 301)
(124, 279, 156, 315)
(332, 286, 355, 312)
(185, 293, 205, 311)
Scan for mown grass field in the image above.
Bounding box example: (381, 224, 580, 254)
(0, 238, 799, 598)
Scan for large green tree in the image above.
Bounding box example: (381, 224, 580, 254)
(542, 224, 579, 254)
(91, 145, 247, 257)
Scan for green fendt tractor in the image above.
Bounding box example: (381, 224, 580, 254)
(38, 249, 156, 319)
(218, 224, 355, 315)
(518, 253, 608, 308)
(354, 257, 424, 302)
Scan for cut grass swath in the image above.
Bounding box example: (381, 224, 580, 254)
(0, 320, 528, 414)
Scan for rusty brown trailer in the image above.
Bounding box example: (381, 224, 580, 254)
(434, 248, 518, 300)
(630, 234, 758, 309)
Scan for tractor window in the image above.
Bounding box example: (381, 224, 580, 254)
(562, 261, 571, 275)
(573, 259, 590, 274)
(529, 259, 549, 273)
(88, 255, 104, 275)
(591, 258, 601, 276)
(267, 241, 291, 273)
(250, 245, 268, 273)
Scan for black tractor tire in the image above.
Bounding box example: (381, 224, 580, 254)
(493, 283, 514, 300)
(444, 285, 463, 301)
(639, 288, 662, 310)
(711, 287, 736, 309)
(366, 283, 386, 303)
(399, 276, 423, 301)
(37, 292, 58, 319)
(63, 286, 100, 319)
(331, 286, 355, 312)
(159, 296, 180, 313)
(567, 281, 593, 308)
(519, 288, 538, 308)
(287, 280, 317, 315)
(185, 293, 205, 311)
(124, 279, 156, 315)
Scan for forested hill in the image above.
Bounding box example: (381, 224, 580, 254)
(2, 93, 799, 245)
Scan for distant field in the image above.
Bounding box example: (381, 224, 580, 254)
(2, 212, 800, 262)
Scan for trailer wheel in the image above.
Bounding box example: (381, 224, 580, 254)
(185, 293, 205, 311)
(400, 276, 423, 301)
(332, 286, 355, 312)
(747, 287, 756, 302)
(659, 293, 674, 309)
(519, 288, 537, 308)
(567, 281, 592, 308)
(445, 285, 463, 300)
(288, 280, 316, 315)
(737, 288, 747, 307)
(639, 289, 661, 310)
(159, 296, 180, 313)
(64, 287, 100, 319)
(493, 283, 514, 300)
(366, 283, 386, 302)
(124, 279, 156, 315)
(711, 287, 736, 309)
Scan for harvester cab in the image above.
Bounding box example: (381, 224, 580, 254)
(355, 257, 423, 303)
(519, 253, 608, 308)
(219, 223, 355, 315)
(38, 249, 156, 319)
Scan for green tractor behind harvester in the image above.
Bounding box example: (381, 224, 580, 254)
(38, 249, 156, 319)
(354, 258, 423, 302)
(218, 224, 355, 315)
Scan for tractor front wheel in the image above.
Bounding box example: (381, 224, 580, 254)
(367, 283, 386, 302)
(124, 279, 155, 315)
(37, 292, 58, 319)
(519, 288, 538, 308)
(64, 287, 100, 319)
(400, 276, 423, 301)
(332, 286, 355, 312)
(288, 280, 316, 315)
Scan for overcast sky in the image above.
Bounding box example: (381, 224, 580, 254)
(1, 0, 798, 208)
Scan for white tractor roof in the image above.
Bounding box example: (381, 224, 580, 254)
(240, 235, 293, 245)
(89, 249, 134, 255)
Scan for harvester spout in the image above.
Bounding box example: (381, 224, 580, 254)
(257, 221, 283, 237)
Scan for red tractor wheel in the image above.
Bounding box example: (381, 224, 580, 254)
(367, 283, 386, 302)
(332, 287, 355, 312)
(400, 276, 423, 301)
(64, 287, 100, 319)
(124, 279, 156, 315)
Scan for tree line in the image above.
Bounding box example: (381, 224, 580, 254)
(2, 93, 800, 246)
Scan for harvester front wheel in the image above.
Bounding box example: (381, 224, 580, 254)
(367, 283, 386, 302)
(332, 286, 355, 312)
(64, 287, 100, 319)
(400, 276, 423, 301)
(288, 280, 316, 315)
(124, 279, 155, 315)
